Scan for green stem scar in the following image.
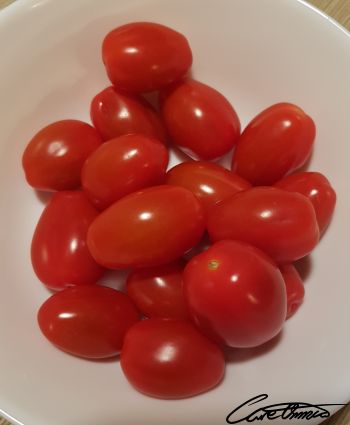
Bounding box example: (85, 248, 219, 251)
(208, 260, 219, 270)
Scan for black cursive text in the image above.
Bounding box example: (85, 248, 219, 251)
(226, 394, 347, 423)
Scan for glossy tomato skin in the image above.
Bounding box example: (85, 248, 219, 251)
(275, 172, 336, 234)
(126, 260, 189, 320)
(38, 286, 139, 358)
(279, 264, 305, 319)
(82, 134, 169, 209)
(87, 185, 205, 269)
(90, 86, 166, 142)
(31, 191, 104, 290)
(102, 22, 192, 93)
(22, 120, 102, 191)
(183, 240, 286, 348)
(207, 187, 319, 264)
(231, 103, 316, 185)
(166, 161, 250, 213)
(120, 319, 225, 399)
(183, 233, 211, 261)
(161, 80, 241, 160)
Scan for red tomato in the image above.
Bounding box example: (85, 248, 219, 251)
(231, 103, 316, 185)
(102, 22, 192, 93)
(82, 134, 169, 209)
(22, 120, 102, 191)
(32, 191, 104, 290)
(161, 79, 241, 160)
(87, 186, 205, 269)
(90, 86, 166, 142)
(183, 240, 286, 348)
(120, 319, 224, 398)
(126, 260, 189, 320)
(207, 187, 319, 263)
(183, 234, 211, 261)
(275, 172, 336, 234)
(165, 161, 250, 213)
(279, 264, 305, 319)
(38, 286, 139, 358)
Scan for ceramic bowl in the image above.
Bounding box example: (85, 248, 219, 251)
(0, 0, 350, 424)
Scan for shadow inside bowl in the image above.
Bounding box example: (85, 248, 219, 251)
(100, 269, 129, 292)
(142, 90, 160, 111)
(34, 189, 53, 205)
(294, 255, 313, 283)
(225, 330, 284, 364)
(81, 355, 120, 364)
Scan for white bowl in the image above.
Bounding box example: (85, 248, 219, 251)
(1, 0, 350, 424)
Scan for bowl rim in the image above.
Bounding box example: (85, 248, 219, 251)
(0, 0, 349, 424)
(0, 0, 350, 39)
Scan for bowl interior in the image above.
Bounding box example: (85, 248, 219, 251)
(0, 0, 350, 424)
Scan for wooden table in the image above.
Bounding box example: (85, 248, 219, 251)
(0, 0, 349, 424)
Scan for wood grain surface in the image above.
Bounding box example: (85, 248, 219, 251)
(0, 0, 13, 8)
(0, 0, 349, 424)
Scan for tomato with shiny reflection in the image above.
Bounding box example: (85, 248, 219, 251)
(87, 185, 205, 269)
(126, 260, 189, 320)
(102, 22, 192, 93)
(279, 264, 305, 319)
(82, 134, 169, 209)
(161, 79, 240, 160)
(207, 187, 319, 263)
(231, 103, 315, 185)
(90, 86, 166, 142)
(183, 240, 286, 348)
(275, 171, 336, 234)
(22, 120, 102, 191)
(166, 161, 250, 213)
(38, 286, 139, 358)
(121, 319, 224, 398)
(31, 191, 104, 290)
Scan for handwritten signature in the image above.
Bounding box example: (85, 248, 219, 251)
(226, 394, 347, 423)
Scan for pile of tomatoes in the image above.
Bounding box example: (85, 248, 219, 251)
(22, 22, 336, 399)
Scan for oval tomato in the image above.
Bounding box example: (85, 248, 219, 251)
(279, 264, 305, 319)
(120, 319, 224, 398)
(207, 187, 319, 263)
(87, 185, 205, 269)
(161, 79, 240, 160)
(32, 191, 104, 290)
(102, 22, 192, 93)
(275, 171, 336, 234)
(165, 161, 250, 213)
(231, 103, 316, 185)
(90, 86, 166, 142)
(82, 134, 169, 209)
(22, 120, 102, 191)
(183, 234, 211, 261)
(126, 260, 189, 320)
(183, 240, 286, 348)
(38, 286, 139, 358)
